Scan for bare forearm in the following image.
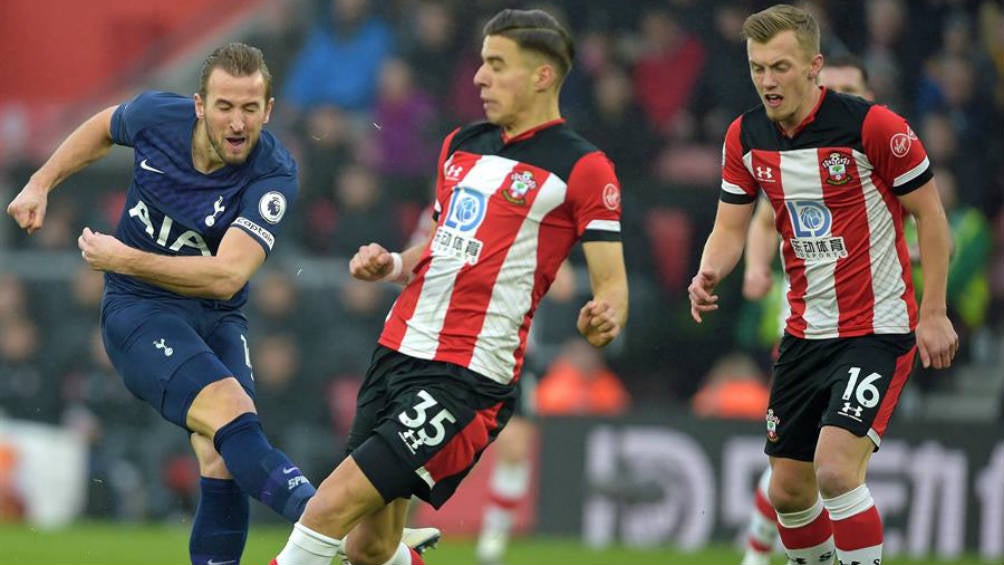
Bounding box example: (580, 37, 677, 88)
(745, 225, 778, 273)
(399, 242, 427, 275)
(33, 108, 116, 192)
(915, 210, 952, 315)
(119, 249, 244, 300)
(701, 226, 746, 281)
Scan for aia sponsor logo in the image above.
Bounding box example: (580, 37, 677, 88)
(821, 151, 853, 185)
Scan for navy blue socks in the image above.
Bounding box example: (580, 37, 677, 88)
(189, 477, 248, 565)
(213, 412, 316, 522)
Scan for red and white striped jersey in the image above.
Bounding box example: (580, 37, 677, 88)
(721, 88, 932, 339)
(379, 119, 622, 384)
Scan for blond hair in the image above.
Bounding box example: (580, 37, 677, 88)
(742, 4, 820, 57)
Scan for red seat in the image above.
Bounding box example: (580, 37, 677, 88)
(645, 207, 693, 293)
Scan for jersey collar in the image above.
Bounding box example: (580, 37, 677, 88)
(778, 86, 827, 138)
(501, 118, 566, 144)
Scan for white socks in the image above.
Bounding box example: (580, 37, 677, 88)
(275, 522, 342, 565)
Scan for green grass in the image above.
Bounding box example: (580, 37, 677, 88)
(0, 522, 990, 564)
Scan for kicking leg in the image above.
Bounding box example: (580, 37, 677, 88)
(187, 374, 315, 522)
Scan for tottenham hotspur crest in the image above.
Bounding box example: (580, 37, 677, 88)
(502, 170, 537, 205)
(821, 151, 852, 185)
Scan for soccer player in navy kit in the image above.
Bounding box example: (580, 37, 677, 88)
(688, 5, 957, 565)
(7, 43, 316, 565)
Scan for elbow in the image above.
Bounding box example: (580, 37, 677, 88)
(211, 272, 248, 301)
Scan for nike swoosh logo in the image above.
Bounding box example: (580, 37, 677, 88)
(282, 466, 298, 474)
(140, 159, 166, 174)
(206, 560, 236, 565)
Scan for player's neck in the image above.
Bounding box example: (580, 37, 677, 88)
(779, 86, 823, 137)
(191, 121, 226, 174)
(503, 98, 562, 140)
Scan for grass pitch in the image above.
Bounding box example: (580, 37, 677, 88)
(0, 522, 988, 564)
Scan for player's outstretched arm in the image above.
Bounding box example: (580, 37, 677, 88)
(689, 200, 754, 323)
(7, 106, 117, 234)
(350, 231, 431, 285)
(78, 226, 266, 300)
(742, 198, 779, 301)
(577, 241, 628, 348)
(899, 179, 959, 369)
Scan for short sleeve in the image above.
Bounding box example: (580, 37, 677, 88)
(435, 127, 461, 211)
(567, 151, 621, 242)
(861, 105, 932, 196)
(720, 116, 758, 204)
(231, 172, 299, 255)
(110, 91, 179, 147)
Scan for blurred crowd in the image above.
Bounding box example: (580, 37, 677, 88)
(0, 0, 1002, 520)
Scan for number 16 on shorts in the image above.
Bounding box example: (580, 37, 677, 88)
(397, 390, 458, 454)
(839, 366, 882, 422)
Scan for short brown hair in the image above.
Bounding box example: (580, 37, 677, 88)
(742, 4, 820, 57)
(483, 9, 575, 81)
(198, 42, 273, 101)
(825, 53, 869, 85)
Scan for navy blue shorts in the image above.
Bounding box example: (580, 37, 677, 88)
(100, 293, 256, 429)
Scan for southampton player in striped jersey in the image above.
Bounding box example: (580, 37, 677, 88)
(689, 5, 957, 565)
(273, 8, 628, 565)
(739, 54, 876, 565)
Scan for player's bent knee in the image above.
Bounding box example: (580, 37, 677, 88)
(814, 463, 861, 499)
(768, 470, 818, 512)
(768, 483, 817, 513)
(187, 377, 257, 435)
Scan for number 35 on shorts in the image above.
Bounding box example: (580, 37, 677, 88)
(397, 390, 458, 454)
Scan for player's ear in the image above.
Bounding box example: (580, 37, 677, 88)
(534, 64, 557, 92)
(263, 98, 274, 124)
(193, 93, 205, 119)
(809, 53, 824, 81)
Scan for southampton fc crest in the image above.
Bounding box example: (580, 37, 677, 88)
(821, 151, 852, 185)
(766, 409, 780, 442)
(502, 170, 537, 205)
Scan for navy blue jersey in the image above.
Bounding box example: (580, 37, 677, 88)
(106, 91, 298, 308)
